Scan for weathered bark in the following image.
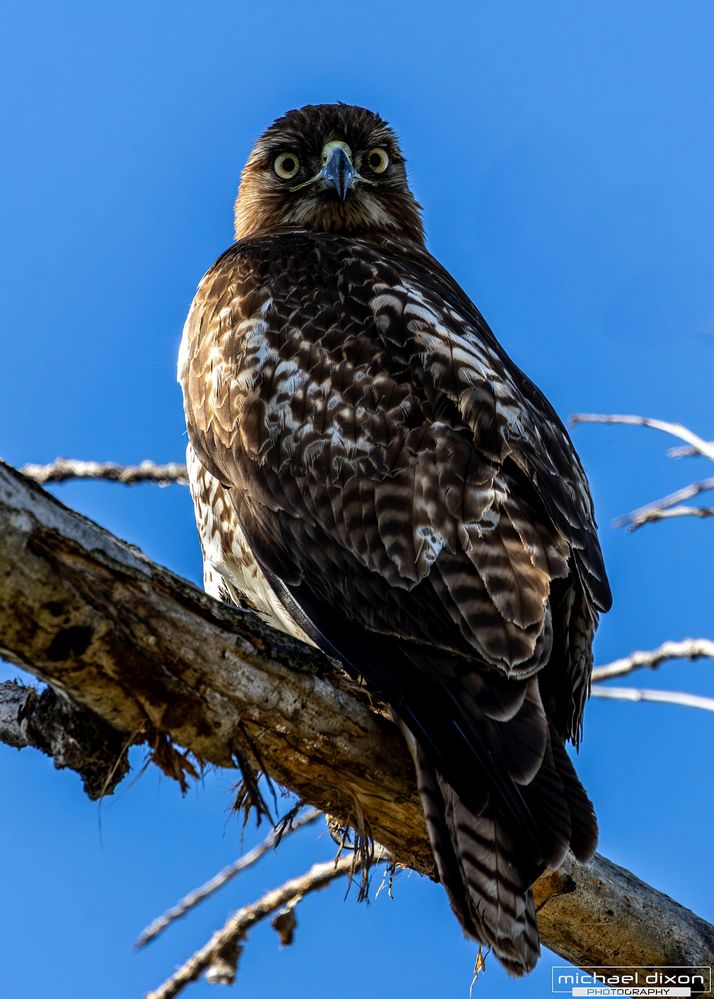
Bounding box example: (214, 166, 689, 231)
(534, 858, 714, 983)
(1, 460, 712, 987)
(0, 679, 130, 797)
(0, 461, 427, 866)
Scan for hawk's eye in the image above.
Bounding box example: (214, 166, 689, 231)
(273, 152, 300, 180)
(366, 147, 389, 174)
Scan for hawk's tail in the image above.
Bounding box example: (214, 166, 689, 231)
(414, 741, 539, 973)
(409, 718, 597, 975)
(253, 577, 597, 973)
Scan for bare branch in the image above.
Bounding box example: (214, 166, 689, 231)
(592, 638, 714, 683)
(624, 491, 714, 527)
(614, 477, 714, 531)
(533, 854, 714, 993)
(667, 442, 714, 459)
(622, 504, 714, 529)
(145, 852, 383, 999)
(570, 413, 714, 463)
(2, 460, 713, 983)
(0, 679, 131, 798)
(20, 458, 188, 487)
(136, 807, 322, 948)
(590, 686, 714, 713)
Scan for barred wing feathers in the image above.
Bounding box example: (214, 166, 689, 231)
(180, 230, 609, 973)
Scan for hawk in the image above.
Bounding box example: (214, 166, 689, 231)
(178, 104, 612, 974)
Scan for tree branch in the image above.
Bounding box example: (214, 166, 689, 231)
(145, 852, 386, 999)
(1, 460, 713, 988)
(592, 638, 714, 683)
(667, 442, 714, 459)
(136, 807, 322, 949)
(623, 504, 714, 528)
(570, 413, 714, 462)
(614, 477, 714, 531)
(590, 686, 714, 713)
(19, 458, 188, 487)
(0, 459, 430, 867)
(0, 678, 131, 797)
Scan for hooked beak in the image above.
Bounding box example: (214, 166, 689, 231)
(289, 140, 371, 199)
(320, 142, 356, 201)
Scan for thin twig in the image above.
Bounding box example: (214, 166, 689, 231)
(667, 443, 714, 459)
(624, 505, 714, 528)
(136, 807, 322, 949)
(590, 686, 714, 713)
(145, 850, 389, 999)
(20, 458, 188, 487)
(613, 477, 714, 531)
(592, 639, 714, 683)
(570, 414, 714, 463)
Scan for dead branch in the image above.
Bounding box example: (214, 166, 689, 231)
(145, 852, 386, 999)
(571, 414, 714, 538)
(592, 638, 714, 683)
(625, 504, 714, 527)
(533, 854, 714, 990)
(0, 678, 131, 798)
(136, 807, 322, 948)
(590, 686, 714, 713)
(614, 477, 714, 531)
(570, 413, 714, 462)
(20, 458, 188, 487)
(1, 459, 713, 988)
(668, 443, 714, 459)
(0, 458, 431, 867)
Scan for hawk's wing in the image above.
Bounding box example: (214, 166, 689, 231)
(181, 231, 610, 705)
(180, 230, 610, 971)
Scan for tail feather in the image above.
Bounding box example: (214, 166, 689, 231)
(407, 673, 597, 975)
(521, 738, 572, 869)
(549, 732, 598, 861)
(414, 745, 481, 941)
(452, 673, 548, 786)
(415, 742, 540, 975)
(258, 575, 598, 975)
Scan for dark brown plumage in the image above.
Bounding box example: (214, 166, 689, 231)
(179, 103, 612, 974)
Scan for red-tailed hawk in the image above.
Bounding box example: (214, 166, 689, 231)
(179, 103, 612, 974)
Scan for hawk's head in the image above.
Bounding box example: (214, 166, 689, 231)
(234, 104, 424, 245)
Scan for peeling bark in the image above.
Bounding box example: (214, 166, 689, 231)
(1, 460, 712, 987)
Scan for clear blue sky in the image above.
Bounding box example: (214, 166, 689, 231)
(1, 2, 713, 997)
